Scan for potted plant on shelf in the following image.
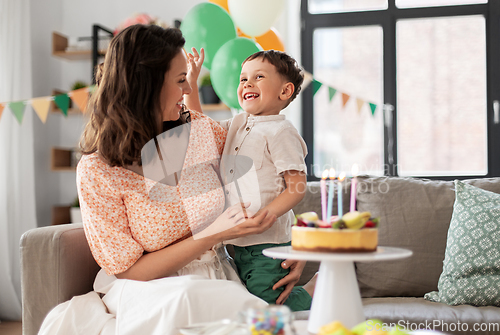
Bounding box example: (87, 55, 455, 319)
(199, 73, 220, 105)
(70, 196, 82, 223)
(71, 80, 88, 91)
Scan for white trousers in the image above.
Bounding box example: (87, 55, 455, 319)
(39, 246, 266, 335)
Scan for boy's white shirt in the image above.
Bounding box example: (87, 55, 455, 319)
(219, 112, 308, 247)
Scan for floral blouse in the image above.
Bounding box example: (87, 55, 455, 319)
(77, 111, 227, 275)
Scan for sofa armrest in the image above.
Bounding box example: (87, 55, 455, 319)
(20, 223, 100, 335)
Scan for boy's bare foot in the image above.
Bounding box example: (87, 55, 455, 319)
(303, 272, 318, 297)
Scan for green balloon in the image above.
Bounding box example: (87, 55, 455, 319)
(180, 3, 237, 70)
(211, 38, 262, 109)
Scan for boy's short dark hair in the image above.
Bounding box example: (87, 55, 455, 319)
(243, 50, 304, 108)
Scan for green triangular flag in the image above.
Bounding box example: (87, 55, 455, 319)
(9, 101, 26, 124)
(328, 87, 337, 101)
(54, 94, 70, 116)
(369, 102, 377, 116)
(312, 79, 322, 96)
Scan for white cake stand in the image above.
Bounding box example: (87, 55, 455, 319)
(263, 246, 413, 334)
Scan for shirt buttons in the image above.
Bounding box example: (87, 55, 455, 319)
(235, 147, 238, 151)
(245, 127, 250, 131)
(230, 169, 234, 174)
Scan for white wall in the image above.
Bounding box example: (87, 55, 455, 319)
(30, 0, 302, 227)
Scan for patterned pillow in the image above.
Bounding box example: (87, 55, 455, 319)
(425, 180, 500, 306)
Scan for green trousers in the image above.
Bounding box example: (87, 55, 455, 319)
(233, 242, 312, 311)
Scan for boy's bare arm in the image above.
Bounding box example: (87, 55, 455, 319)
(258, 170, 306, 218)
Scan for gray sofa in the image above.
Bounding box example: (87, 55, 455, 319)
(21, 176, 500, 335)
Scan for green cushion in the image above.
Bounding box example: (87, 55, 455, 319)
(425, 180, 500, 306)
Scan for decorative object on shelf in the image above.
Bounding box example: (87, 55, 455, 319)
(70, 196, 82, 224)
(199, 73, 220, 104)
(66, 36, 91, 52)
(114, 13, 168, 35)
(71, 80, 88, 91)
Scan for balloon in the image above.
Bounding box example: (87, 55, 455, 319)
(255, 27, 285, 52)
(209, 0, 229, 13)
(237, 27, 253, 40)
(180, 3, 237, 70)
(228, 0, 285, 37)
(211, 38, 262, 109)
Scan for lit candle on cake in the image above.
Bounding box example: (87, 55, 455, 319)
(350, 164, 359, 212)
(321, 169, 328, 221)
(338, 172, 346, 217)
(326, 168, 336, 221)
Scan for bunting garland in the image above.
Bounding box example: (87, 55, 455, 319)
(312, 79, 323, 96)
(9, 101, 26, 124)
(356, 98, 364, 114)
(328, 87, 337, 101)
(304, 71, 380, 117)
(69, 87, 90, 114)
(31, 97, 52, 123)
(54, 94, 70, 116)
(369, 102, 377, 116)
(341, 93, 350, 108)
(1, 76, 379, 125)
(0, 86, 94, 125)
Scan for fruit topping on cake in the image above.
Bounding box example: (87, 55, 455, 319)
(294, 211, 379, 230)
(292, 211, 379, 253)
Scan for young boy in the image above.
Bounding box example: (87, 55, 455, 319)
(186, 49, 313, 311)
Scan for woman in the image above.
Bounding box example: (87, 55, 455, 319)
(39, 25, 277, 335)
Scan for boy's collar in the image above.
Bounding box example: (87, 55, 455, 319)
(245, 113, 285, 122)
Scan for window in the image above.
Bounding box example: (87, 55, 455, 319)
(396, 0, 487, 9)
(308, 0, 387, 14)
(312, 26, 384, 176)
(397, 15, 487, 176)
(301, 0, 500, 179)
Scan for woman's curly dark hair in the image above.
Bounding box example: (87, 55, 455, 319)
(80, 24, 190, 167)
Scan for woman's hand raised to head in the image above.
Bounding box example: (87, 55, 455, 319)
(185, 47, 204, 113)
(186, 47, 204, 89)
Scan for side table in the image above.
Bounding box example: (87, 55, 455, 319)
(263, 246, 412, 334)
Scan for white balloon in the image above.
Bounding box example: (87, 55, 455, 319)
(228, 0, 285, 37)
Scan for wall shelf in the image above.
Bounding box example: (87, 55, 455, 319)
(52, 31, 106, 60)
(52, 205, 71, 225)
(51, 147, 80, 171)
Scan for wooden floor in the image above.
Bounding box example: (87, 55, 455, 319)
(0, 321, 22, 335)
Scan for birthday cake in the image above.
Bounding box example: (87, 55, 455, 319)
(291, 211, 378, 253)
